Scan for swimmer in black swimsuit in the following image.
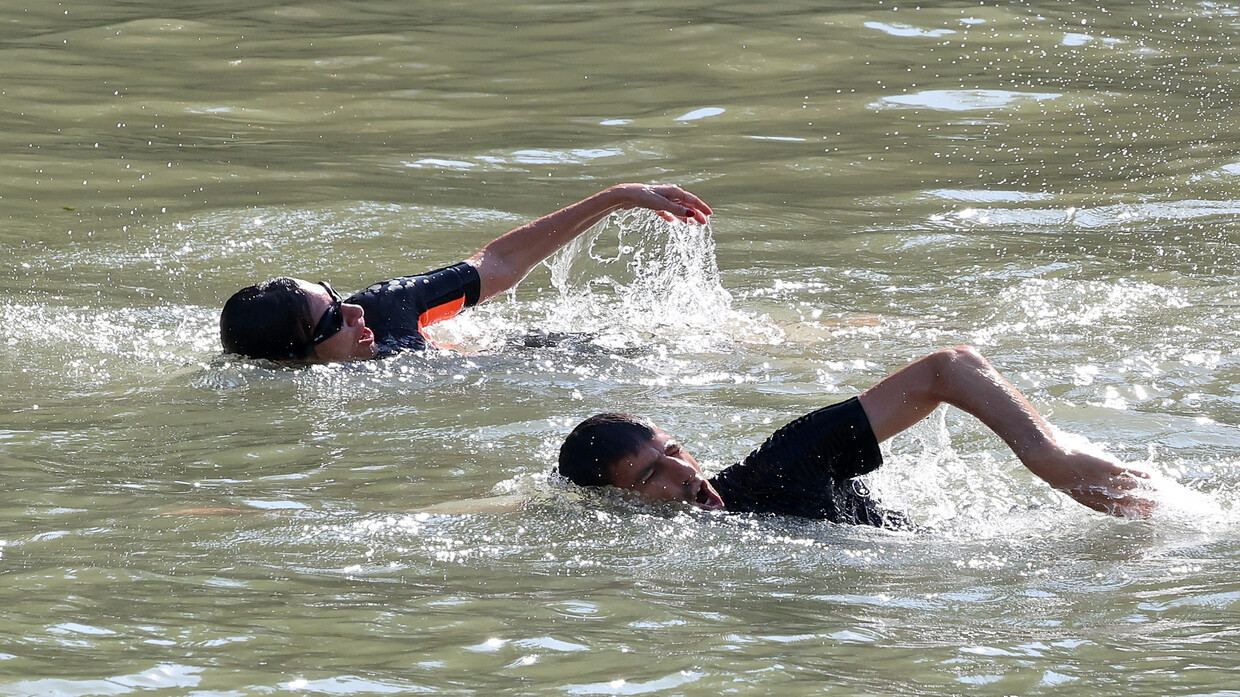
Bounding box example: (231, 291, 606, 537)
(558, 346, 1158, 524)
(219, 183, 711, 363)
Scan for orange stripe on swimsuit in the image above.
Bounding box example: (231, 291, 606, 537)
(417, 296, 467, 334)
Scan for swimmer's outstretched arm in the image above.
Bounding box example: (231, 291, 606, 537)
(467, 183, 711, 302)
(856, 346, 1157, 518)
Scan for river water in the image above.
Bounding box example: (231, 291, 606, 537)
(2, 0, 1239, 694)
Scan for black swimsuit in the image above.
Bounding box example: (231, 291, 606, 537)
(345, 262, 482, 358)
(709, 397, 911, 529)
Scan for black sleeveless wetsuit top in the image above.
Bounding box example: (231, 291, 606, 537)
(709, 397, 912, 530)
(344, 262, 482, 358)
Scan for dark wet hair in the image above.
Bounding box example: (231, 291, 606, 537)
(557, 413, 657, 487)
(219, 277, 314, 360)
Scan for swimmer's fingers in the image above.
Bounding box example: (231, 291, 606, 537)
(1036, 451, 1158, 519)
(1108, 466, 1158, 517)
(623, 183, 712, 224)
(1065, 472, 1158, 519)
(1089, 488, 1157, 519)
(655, 208, 708, 224)
(647, 184, 713, 217)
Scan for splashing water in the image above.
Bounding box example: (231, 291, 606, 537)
(541, 210, 775, 348)
(864, 407, 1236, 538)
(432, 210, 781, 352)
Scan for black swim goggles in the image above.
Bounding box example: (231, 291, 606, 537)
(309, 281, 345, 346)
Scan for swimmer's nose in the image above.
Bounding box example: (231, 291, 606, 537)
(342, 303, 365, 324)
(674, 464, 703, 485)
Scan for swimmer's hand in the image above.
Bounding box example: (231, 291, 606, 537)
(615, 183, 712, 224)
(1027, 450, 1157, 519)
(468, 182, 710, 303)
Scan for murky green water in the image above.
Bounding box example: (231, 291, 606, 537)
(3, 0, 1240, 694)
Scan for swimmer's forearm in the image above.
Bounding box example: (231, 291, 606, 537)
(468, 186, 626, 301)
(468, 183, 710, 301)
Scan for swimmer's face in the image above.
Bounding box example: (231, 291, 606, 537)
(606, 429, 725, 511)
(298, 280, 378, 363)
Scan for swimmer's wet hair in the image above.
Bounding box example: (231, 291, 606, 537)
(558, 413, 657, 487)
(220, 277, 314, 360)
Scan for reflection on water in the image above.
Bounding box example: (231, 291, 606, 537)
(872, 88, 1063, 111)
(4, 0, 1240, 694)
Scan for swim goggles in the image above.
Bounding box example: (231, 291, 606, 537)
(309, 281, 345, 346)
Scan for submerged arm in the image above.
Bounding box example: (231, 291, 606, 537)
(466, 183, 711, 302)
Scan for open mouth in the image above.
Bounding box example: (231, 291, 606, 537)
(692, 480, 725, 511)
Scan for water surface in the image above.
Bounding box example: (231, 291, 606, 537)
(2, 1, 1239, 695)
